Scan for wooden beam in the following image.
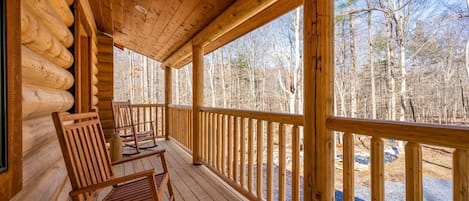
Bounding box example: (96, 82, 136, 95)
(0, 0, 22, 199)
(164, 65, 172, 140)
(303, 0, 334, 200)
(192, 44, 203, 165)
(169, 0, 302, 68)
(327, 117, 469, 150)
(163, 0, 278, 67)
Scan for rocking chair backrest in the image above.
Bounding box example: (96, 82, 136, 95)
(52, 112, 114, 201)
(111, 100, 136, 132)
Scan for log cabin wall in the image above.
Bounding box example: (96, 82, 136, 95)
(96, 33, 114, 138)
(11, 0, 98, 200)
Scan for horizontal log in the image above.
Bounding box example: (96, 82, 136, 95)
(22, 84, 74, 120)
(92, 96, 99, 106)
(92, 85, 99, 95)
(47, 0, 74, 27)
(326, 117, 469, 150)
(92, 75, 98, 85)
(21, 6, 74, 68)
(199, 106, 304, 126)
(22, 115, 56, 156)
(92, 52, 98, 65)
(23, 139, 62, 185)
(23, 0, 74, 47)
(11, 159, 68, 201)
(22, 46, 74, 90)
(92, 64, 99, 75)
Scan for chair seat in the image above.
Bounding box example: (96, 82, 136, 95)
(104, 173, 168, 201)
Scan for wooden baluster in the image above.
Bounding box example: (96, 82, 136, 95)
(279, 123, 286, 201)
(266, 122, 273, 201)
(137, 106, 141, 132)
(405, 142, 422, 201)
(343, 132, 354, 201)
(221, 115, 226, 174)
(144, 106, 148, 131)
(240, 117, 246, 188)
(454, 149, 469, 201)
(228, 116, 233, 179)
(217, 114, 222, 171)
(371, 137, 384, 201)
(248, 118, 254, 193)
(256, 120, 263, 200)
(210, 113, 214, 166)
(233, 117, 239, 183)
(292, 125, 300, 201)
(205, 112, 209, 161)
(199, 111, 203, 159)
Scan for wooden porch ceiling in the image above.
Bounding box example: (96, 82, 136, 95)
(90, 0, 234, 62)
(89, 0, 302, 68)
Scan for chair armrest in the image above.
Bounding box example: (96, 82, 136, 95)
(69, 169, 155, 197)
(112, 149, 166, 165)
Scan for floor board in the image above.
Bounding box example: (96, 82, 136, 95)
(109, 140, 246, 201)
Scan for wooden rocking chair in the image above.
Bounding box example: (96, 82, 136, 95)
(52, 112, 175, 201)
(111, 100, 158, 155)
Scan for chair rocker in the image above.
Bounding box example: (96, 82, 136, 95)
(52, 112, 175, 201)
(112, 100, 158, 155)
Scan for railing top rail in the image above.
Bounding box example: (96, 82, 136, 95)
(200, 106, 303, 126)
(131, 103, 165, 107)
(168, 104, 192, 109)
(327, 116, 469, 149)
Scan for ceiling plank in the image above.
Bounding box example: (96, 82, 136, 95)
(156, 0, 235, 59)
(165, 0, 300, 68)
(163, 0, 279, 67)
(112, 0, 123, 33)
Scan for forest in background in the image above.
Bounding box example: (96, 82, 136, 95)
(114, 0, 468, 125)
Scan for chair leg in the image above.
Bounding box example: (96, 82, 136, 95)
(167, 176, 175, 200)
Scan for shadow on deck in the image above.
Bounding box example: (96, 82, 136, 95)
(107, 140, 246, 201)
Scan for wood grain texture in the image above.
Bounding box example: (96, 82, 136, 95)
(173, 0, 303, 68)
(327, 117, 469, 149)
(343, 133, 355, 201)
(22, 84, 74, 120)
(163, 0, 277, 67)
(192, 44, 203, 164)
(21, 6, 74, 68)
(164, 66, 172, 140)
(22, 0, 74, 47)
(371, 137, 384, 201)
(22, 46, 74, 90)
(96, 33, 114, 137)
(454, 149, 469, 201)
(47, 0, 74, 27)
(405, 142, 423, 201)
(200, 106, 303, 126)
(0, 0, 22, 199)
(303, 0, 335, 200)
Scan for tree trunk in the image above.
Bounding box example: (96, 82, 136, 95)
(368, 0, 377, 119)
(349, 10, 358, 118)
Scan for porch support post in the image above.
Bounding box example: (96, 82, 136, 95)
(192, 44, 203, 165)
(303, 0, 334, 200)
(164, 65, 172, 140)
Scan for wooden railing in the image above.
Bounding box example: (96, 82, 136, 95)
(199, 107, 304, 201)
(168, 105, 193, 151)
(130, 103, 166, 138)
(327, 117, 469, 201)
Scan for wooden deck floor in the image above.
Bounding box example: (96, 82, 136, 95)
(109, 140, 246, 201)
